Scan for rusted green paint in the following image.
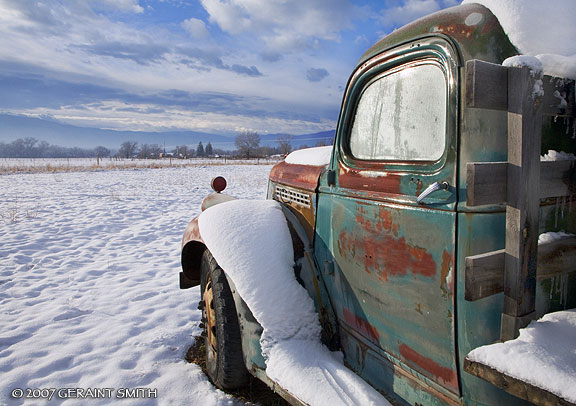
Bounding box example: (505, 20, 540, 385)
(182, 3, 575, 405)
(359, 4, 517, 69)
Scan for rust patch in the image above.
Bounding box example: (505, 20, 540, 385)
(338, 163, 402, 195)
(182, 217, 204, 248)
(431, 22, 477, 39)
(416, 303, 423, 315)
(399, 344, 458, 390)
(343, 308, 380, 343)
(269, 161, 325, 192)
(440, 250, 453, 296)
(339, 230, 436, 280)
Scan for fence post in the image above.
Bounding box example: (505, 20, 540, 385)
(501, 66, 543, 340)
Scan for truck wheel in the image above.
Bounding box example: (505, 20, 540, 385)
(200, 249, 249, 390)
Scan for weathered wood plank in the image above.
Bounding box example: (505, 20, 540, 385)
(465, 60, 508, 111)
(541, 160, 576, 199)
(465, 238, 576, 302)
(501, 66, 543, 340)
(465, 249, 505, 301)
(467, 160, 575, 206)
(466, 59, 575, 117)
(466, 162, 507, 206)
(464, 358, 575, 406)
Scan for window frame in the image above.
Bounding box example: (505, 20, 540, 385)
(338, 36, 459, 175)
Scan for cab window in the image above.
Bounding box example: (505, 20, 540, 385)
(349, 63, 447, 161)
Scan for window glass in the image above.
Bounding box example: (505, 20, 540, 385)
(349, 63, 447, 161)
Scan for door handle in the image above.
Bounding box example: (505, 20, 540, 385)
(417, 181, 449, 204)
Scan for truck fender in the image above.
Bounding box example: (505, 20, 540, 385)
(279, 205, 340, 351)
(182, 197, 340, 372)
(180, 192, 236, 289)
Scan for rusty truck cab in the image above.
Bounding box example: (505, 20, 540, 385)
(268, 3, 575, 405)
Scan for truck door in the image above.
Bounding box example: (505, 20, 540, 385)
(315, 37, 460, 401)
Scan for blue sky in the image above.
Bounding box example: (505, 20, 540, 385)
(0, 0, 459, 136)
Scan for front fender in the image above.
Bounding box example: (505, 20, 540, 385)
(180, 192, 236, 289)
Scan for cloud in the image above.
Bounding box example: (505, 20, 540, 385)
(177, 47, 262, 77)
(181, 18, 210, 39)
(89, 0, 144, 13)
(199, 0, 362, 53)
(75, 41, 170, 65)
(379, 0, 442, 27)
(306, 68, 329, 82)
(230, 64, 262, 77)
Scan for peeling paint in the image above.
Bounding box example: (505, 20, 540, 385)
(343, 308, 380, 343)
(440, 250, 453, 296)
(339, 230, 436, 280)
(399, 344, 459, 390)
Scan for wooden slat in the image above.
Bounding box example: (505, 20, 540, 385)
(466, 162, 507, 206)
(465, 249, 505, 301)
(464, 358, 575, 406)
(501, 65, 543, 340)
(541, 160, 576, 199)
(465, 237, 576, 301)
(466, 59, 575, 117)
(466, 60, 508, 111)
(467, 160, 575, 206)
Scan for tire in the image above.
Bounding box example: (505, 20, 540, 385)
(200, 249, 249, 390)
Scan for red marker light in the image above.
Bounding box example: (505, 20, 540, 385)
(211, 176, 227, 193)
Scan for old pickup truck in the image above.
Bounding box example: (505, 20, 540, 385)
(180, 3, 575, 406)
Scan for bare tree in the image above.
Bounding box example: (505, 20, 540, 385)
(118, 141, 138, 158)
(277, 134, 293, 155)
(235, 130, 260, 159)
(174, 145, 190, 158)
(94, 146, 111, 158)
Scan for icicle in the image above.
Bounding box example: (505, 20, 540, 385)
(554, 197, 560, 227)
(561, 195, 566, 219)
(562, 272, 569, 308)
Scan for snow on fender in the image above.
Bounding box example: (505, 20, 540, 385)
(198, 199, 390, 406)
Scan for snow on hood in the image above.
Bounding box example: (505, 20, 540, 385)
(462, 0, 576, 79)
(284, 146, 333, 166)
(198, 199, 390, 406)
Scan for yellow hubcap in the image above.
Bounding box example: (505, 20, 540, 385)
(203, 276, 218, 353)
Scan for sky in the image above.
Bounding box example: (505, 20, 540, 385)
(0, 0, 460, 137)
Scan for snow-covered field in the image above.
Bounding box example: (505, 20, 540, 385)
(0, 164, 272, 405)
(0, 158, 280, 174)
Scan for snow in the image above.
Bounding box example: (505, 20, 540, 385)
(0, 157, 278, 174)
(503, 55, 543, 73)
(538, 231, 575, 245)
(467, 310, 576, 403)
(198, 200, 322, 356)
(198, 200, 390, 406)
(541, 150, 576, 161)
(284, 146, 333, 166)
(0, 164, 271, 405)
(462, 0, 576, 79)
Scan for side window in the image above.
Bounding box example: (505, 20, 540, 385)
(349, 63, 447, 161)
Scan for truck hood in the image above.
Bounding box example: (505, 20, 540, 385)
(269, 160, 326, 192)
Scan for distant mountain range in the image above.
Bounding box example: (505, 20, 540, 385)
(0, 113, 335, 151)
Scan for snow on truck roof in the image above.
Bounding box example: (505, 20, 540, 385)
(463, 0, 576, 79)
